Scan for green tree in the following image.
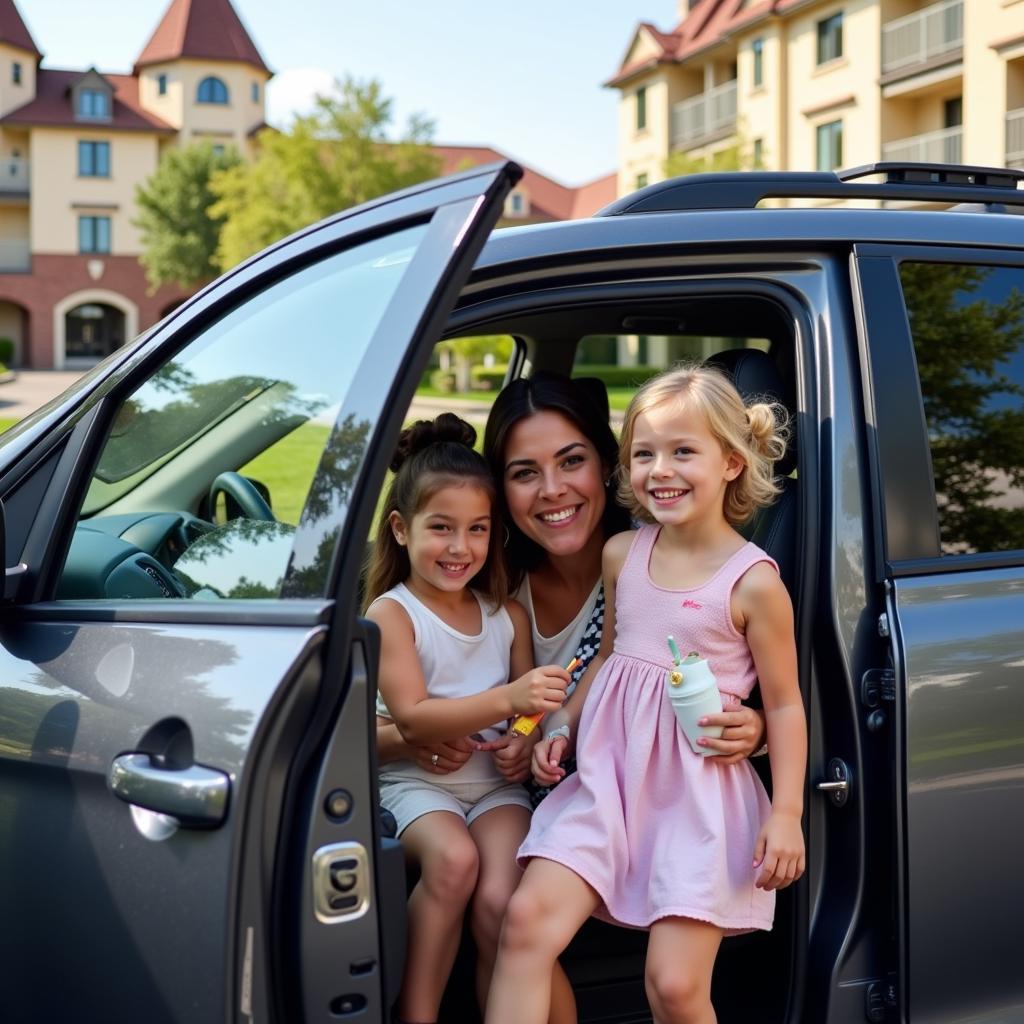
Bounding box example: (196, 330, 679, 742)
(664, 125, 762, 178)
(134, 143, 242, 291)
(901, 263, 1024, 552)
(210, 77, 441, 270)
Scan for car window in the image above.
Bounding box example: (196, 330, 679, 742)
(59, 223, 427, 601)
(900, 261, 1024, 555)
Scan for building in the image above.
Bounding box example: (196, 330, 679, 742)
(0, 0, 270, 370)
(608, 0, 1024, 196)
(432, 145, 617, 224)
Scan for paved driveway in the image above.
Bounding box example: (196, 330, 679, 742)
(0, 371, 84, 421)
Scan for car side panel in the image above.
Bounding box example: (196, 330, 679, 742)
(891, 571, 1024, 1024)
(0, 615, 323, 1022)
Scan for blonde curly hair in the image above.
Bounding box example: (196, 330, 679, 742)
(617, 361, 790, 526)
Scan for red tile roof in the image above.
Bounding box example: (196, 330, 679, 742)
(570, 172, 619, 219)
(0, 69, 175, 132)
(135, 0, 270, 75)
(0, 0, 40, 59)
(432, 144, 612, 221)
(607, 0, 789, 86)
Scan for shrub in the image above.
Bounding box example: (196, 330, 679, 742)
(429, 369, 457, 393)
(470, 365, 508, 391)
(572, 364, 663, 388)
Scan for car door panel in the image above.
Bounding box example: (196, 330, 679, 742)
(855, 245, 1024, 1024)
(0, 161, 522, 1023)
(0, 612, 327, 1023)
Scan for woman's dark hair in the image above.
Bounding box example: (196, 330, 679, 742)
(364, 413, 506, 610)
(483, 373, 629, 592)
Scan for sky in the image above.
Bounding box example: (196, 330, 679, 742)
(16, 0, 682, 187)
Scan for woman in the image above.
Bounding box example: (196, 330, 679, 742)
(376, 374, 766, 1020)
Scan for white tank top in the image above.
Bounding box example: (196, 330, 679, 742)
(373, 582, 515, 783)
(514, 575, 601, 669)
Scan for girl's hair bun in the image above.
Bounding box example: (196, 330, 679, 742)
(390, 412, 478, 472)
(746, 401, 789, 463)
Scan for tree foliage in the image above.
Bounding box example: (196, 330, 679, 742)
(210, 77, 441, 271)
(901, 263, 1024, 552)
(663, 127, 762, 179)
(134, 143, 242, 291)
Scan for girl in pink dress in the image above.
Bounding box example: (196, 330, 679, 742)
(486, 364, 807, 1024)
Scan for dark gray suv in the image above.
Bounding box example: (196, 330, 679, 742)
(1, 160, 1022, 1024)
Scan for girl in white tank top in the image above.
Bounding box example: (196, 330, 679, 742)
(364, 414, 570, 1024)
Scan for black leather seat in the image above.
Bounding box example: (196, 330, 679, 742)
(704, 348, 798, 594)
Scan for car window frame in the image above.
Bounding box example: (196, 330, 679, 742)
(1, 163, 521, 609)
(853, 241, 1024, 578)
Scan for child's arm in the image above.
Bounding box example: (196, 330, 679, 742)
(734, 562, 807, 890)
(531, 530, 631, 784)
(367, 598, 570, 747)
(483, 600, 541, 783)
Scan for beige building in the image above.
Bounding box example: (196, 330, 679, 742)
(0, 0, 270, 369)
(609, 0, 1024, 196)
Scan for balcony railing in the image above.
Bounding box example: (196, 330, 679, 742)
(882, 125, 962, 164)
(1008, 109, 1024, 168)
(672, 80, 737, 148)
(0, 240, 30, 272)
(882, 0, 963, 75)
(0, 158, 28, 193)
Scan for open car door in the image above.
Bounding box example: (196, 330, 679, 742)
(0, 162, 520, 1024)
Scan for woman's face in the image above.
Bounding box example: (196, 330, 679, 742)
(501, 410, 608, 560)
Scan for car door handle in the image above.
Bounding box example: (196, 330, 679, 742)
(109, 753, 230, 827)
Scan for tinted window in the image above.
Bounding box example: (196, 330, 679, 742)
(63, 223, 427, 600)
(900, 262, 1024, 554)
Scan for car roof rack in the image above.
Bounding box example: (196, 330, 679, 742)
(597, 162, 1024, 216)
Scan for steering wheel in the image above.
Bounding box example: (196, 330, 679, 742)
(208, 471, 275, 522)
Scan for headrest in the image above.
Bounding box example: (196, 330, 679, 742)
(704, 348, 797, 477)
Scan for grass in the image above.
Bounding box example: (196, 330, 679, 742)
(239, 421, 332, 525)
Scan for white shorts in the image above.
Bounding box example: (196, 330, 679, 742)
(379, 774, 532, 836)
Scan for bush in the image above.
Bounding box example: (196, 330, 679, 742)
(0, 338, 13, 366)
(572, 364, 663, 388)
(470, 365, 508, 391)
(429, 369, 457, 393)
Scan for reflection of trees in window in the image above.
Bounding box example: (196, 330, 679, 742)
(901, 263, 1024, 553)
(95, 361, 328, 483)
(283, 412, 371, 598)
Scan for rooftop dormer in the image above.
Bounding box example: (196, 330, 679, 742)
(72, 68, 114, 124)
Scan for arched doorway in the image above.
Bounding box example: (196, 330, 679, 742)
(54, 290, 137, 369)
(64, 303, 124, 362)
(0, 300, 28, 367)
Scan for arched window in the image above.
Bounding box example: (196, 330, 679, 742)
(197, 76, 229, 104)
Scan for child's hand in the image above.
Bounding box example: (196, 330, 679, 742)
(532, 732, 569, 786)
(507, 665, 570, 716)
(488, 732, 537, 784)
(753, 812, 805, 890)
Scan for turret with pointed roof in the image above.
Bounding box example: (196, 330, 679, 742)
(0, 0, 40, 61)
(134, 0, 269, 75)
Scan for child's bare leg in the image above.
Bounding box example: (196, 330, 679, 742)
(399, 811, 480, 1022)
(466, 805, 578, 1024)
(644, 918, 723, 1024)
(468, 804, 531, 1011)
(485, 857, 598, 1024)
